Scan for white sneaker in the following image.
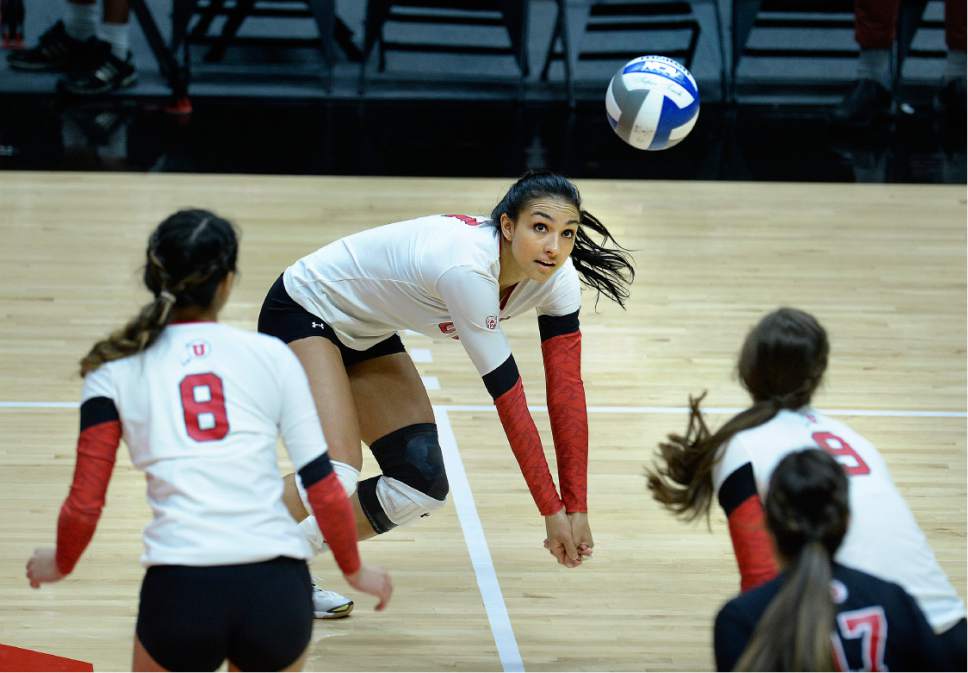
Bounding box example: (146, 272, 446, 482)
(312, 581, 354, 619)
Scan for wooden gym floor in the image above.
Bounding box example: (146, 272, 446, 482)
(0, 172, 964, 671)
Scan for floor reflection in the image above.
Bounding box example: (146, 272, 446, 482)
(0, 96, 964, 183)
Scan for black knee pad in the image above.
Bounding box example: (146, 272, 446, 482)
(357, 423, 449, 535)
(370, 423, 449, 500)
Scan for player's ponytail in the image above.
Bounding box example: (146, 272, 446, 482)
(571, 209, 634, 308)
(646, 308, 829, 521)
(491, 170, 634, 308)
(734, 449, 847, 671)
(79, 209, 238, 376)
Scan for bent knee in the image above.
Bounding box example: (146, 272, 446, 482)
(357, 423, 450, 532)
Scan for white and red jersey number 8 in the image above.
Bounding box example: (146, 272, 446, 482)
(179, 373, 229, 441)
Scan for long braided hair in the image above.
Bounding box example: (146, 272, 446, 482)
(79, 209, 238, 376)
(646, 307, 830, 522)
(490, 171, 635, 308)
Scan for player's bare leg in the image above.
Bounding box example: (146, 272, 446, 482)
(282, 335, 366, 617)
(285, 335, 375, 538)
(347, 352, 435, 447)
(288, 335, 365, 469)
(346, 351, 445, 536)
(281, 342, 436, 540)
(281, 344, 437, 617)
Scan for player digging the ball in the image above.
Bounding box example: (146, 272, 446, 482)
(255, 171, 635, 615)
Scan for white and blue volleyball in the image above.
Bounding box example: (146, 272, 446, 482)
(605, 55, 700, 151)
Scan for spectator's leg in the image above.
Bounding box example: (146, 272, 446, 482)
(937, 0, 966, 117)
(831, 0, 900, 124)
(65, 0, 98, 41)
(943, 0, 966, 81)
(99, 0, 130, 60)
(855, 0, 901, 88)
(60, 0, 136, 95)
(6, 0, 89, 72)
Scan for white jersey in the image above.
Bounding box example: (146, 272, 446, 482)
(283, 214, 582, 375)
(713, 408, 966, 632)
(82, 322, 327, 567)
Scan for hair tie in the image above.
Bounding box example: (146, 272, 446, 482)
(157, 290, 176, 323)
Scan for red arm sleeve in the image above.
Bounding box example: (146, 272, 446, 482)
(494, 379, 565, 516)
(484, 355, 564, 516)
(56, 397, 122, 575)
(541, 327, 588, 513)
(299, 456, 361, 575)
(718, 463, 779, 591)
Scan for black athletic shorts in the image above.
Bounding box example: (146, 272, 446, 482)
(136, 556, 313, 671)
(258, 274, 406, 368)
(939, 618, 966, 671)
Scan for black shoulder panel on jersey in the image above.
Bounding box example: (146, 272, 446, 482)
(537, 310, 580, 342)
(717, 462, 758, 516)
(80, 396, 120, 431)
(482, 355, 520, 400)
(298, 452, 335, 489)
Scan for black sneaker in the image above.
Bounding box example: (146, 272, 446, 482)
(830, 79, 892, 126)
(7, 20, 84, 72)
(59, 39, 137, 95)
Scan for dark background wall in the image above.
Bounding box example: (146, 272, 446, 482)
(0, 0, 964, 182)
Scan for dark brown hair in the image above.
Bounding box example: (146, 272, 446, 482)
(734, 448, 848, 670)
(79, 209, 238, 376)
(646, 307, 829, 521)
(490, 170, 635, 308)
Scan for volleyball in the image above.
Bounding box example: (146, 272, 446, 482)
(605, 55, 700, 151)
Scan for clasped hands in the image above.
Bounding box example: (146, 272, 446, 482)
(543, 510, 593, 568)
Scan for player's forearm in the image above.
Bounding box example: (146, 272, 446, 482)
(542, 329, 588, 513)
(485, 356, 564, 515)
(298, 455, 361, 575)
(56, 399, 122, 574)
(719, 463, 779, 591)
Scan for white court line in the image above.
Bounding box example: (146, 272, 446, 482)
(420, 376, 440, 390)
(440, 404, 967, 419)
(409, 348, 433, 363)
(435, 407, 524, 673)
(1, 396, 962, 671)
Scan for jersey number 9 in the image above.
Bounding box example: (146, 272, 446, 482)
(812, 431, 871, 476)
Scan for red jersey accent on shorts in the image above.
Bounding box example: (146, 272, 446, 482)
(494, 377, 563, 516)
(542, 331, 588, 513)
(306, 471, 361, 575)
(56, 420, 122, 575)
(727, 494, 779, 592)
